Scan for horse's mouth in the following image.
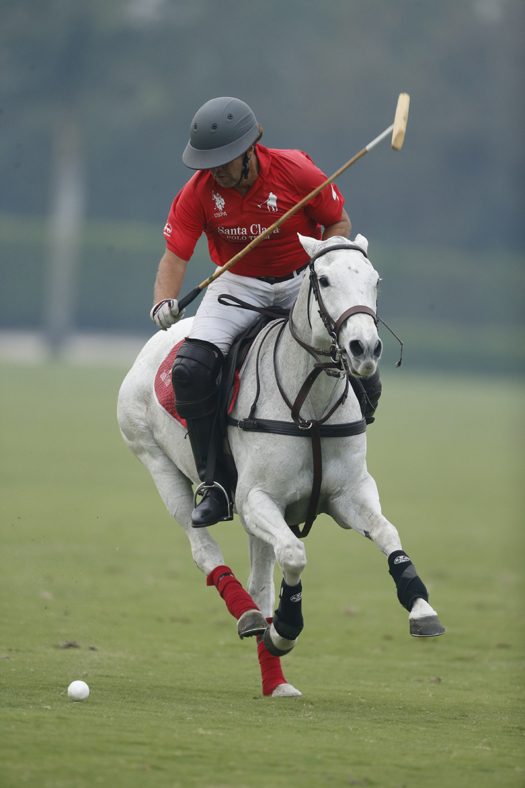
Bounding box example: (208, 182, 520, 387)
(349, 359, 378, 378)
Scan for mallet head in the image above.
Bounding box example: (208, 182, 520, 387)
(392, 93, 410, 150)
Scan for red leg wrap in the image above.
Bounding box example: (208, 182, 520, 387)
(206, 565, 259, 620)
(257, 618, 287, 696)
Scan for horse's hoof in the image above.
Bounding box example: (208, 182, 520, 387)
(271, 683, 302, 698)
(410, 615, 445, 637)
(237, 610, 268, 639)
(263, 623, 297, 657)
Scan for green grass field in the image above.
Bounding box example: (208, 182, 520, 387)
(1, 361, 523, 788)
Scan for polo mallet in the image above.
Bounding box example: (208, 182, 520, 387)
(177, 93, 410, 312)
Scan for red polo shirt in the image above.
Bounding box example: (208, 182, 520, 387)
(163, 145, 345, 277)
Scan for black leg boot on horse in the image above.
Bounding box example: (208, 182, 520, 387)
(263, 579, 304, 657)
(172, 338, 233, 527)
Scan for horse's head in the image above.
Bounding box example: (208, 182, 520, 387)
(298, 233, 383, 378)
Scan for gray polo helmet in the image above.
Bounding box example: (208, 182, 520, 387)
(182, 97, 260, 170)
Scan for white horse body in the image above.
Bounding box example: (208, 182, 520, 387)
(117, 234, 442, 694)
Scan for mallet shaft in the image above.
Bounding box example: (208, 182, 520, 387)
(366, 125, 394, 152)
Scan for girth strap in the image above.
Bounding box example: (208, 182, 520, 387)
(226, 415, 367, 438)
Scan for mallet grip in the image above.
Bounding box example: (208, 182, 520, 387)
(177, 287, 203, 312)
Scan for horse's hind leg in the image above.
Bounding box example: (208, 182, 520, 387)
(329, 473, 445, 637)
(132, 444, 226, 574)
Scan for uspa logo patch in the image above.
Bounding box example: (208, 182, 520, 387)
(212, 191, 227, 217)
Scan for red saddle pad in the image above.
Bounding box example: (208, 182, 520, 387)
(153, 340, 240, 429)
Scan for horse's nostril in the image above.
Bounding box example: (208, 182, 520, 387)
(373, 340, 383, 359)
(350, 340, 364, 357)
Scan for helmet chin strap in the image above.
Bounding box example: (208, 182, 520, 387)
(236, 151, 250, 185)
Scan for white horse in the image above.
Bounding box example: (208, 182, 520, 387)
(117, 233, 444, 696)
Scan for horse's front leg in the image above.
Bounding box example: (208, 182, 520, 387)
(239, 487, 306, 658)
(246, 534, 276, 618)
(329, 472, 445, 637)
(245, 533, 302, 697)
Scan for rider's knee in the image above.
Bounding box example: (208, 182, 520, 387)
(171, 338, 224, 418)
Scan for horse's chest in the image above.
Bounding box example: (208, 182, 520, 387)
(233, 430, 366, 505)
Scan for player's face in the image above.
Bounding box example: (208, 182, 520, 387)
(209, 144, 256, 189)
(209, 154, 244, 189)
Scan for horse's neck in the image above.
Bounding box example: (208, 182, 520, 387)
(276, 288, 360, 422)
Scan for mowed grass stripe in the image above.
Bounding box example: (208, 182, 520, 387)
(0, 362, 523, 788)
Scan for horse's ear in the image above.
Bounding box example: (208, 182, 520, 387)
(298, 233, 322, 259)
(353, 234, 369, 254)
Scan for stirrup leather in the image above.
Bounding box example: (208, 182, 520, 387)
(193, 481, 234, 522)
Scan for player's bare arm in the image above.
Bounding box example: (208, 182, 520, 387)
(322, 208, 351, 240)
(153, 249, 189, 304)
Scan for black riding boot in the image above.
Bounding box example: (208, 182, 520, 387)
(361, 370, 382, 424)
(185, 413, 233, 527)
(171, 337, 232, 528)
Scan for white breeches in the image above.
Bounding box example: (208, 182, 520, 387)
(188, 269, 305, 354)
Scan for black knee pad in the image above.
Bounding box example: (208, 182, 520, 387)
(172, 338, 224, 419)
(273, 580, 304, 640)
(388, 550, 429, 611)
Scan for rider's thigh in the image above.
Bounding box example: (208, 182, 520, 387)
(188, 268, 305, 354)
(273, 271, 305, 309)
(188, 271, 273, 354)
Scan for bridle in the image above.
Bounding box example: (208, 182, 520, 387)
(274, 242, 396, 431)
(288, 243, 380, 379)
(291, 242, 403, 373)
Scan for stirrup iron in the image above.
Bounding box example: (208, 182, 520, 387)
(193, 481, 234, 522)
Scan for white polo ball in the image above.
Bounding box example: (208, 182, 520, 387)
(68, 680, 90, 701)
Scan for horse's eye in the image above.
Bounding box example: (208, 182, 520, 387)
(319, 276, 330, 288)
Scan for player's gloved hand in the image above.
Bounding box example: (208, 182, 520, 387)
(150, 299, 185, 330)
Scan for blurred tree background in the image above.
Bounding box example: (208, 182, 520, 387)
(0, 0, 523, 371)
